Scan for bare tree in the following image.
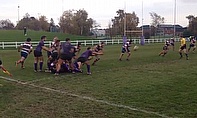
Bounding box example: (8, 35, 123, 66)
(150, 12, 165, 36)
(150, 12, 165, 27)
(111, 9, 139, 36)
(186, 15, 197, 36)
(0, 19, 14, 29)
(59, 9, 94, 35)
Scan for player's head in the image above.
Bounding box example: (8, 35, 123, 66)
(87, 47, 91, 50)
(26, 38, 31, 42)
(77, 42, 82, 46)
(53, 36, 58, 41)
(129, 39, 133, 44)
(55, 39, 60, 44)
(41, 35, 46, 41)
(65, 38, 70, 42)
(100, 41, 105, 47)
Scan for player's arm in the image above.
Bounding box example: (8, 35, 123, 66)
(42, 46, 50, 51)
(92, 51, 103, 55)
(29, 46, 33, 54)
(17, 45, 22, 52)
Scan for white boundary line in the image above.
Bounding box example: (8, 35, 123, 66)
(0, 76, 173, 118)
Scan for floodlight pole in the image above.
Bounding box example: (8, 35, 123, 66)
(124, 1, 126, 37)
(62, 0, 64, 13)
(124, 12, 126, 36)
(141, 0, 144, 37)
(18, 6, 20, 23)
(173, 0, 176, 38)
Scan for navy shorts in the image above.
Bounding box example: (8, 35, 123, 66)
(121, 48, 130, 53)
(59, 53, 73, 61)
(180, 45, 186, 50)
(190, 44, 195, 47)
(77, 57, 88, 63)
(34, 50, 42, 57)
(21, 52, 28, 59)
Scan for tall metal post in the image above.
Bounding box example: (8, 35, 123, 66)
(124, 1, 126, 36)
(142, 0, 144, 37)
(173, 0, 176, 38)
(18, 6, 20, 23)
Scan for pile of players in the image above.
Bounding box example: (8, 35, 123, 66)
(15, 36, 104, 75)
(159, 36, 196, 60)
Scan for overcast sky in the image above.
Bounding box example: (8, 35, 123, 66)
(0, 0, 197, 28)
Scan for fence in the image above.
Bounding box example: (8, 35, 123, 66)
(0, 38, 179, 49)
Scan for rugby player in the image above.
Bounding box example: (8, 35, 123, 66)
(119, 39, 132, 61)
(91, 42, 105, 65)
(34, 36, 51, 72)
(159, 44, 168, 57)
(179, 36, 189, 60)
(55, 38, 75, 75)
(170, 38, 175, 51)
(45, 37, 60, 72)
(16, 38, 33, 69)
(75, 47, 103, 75)
(188, 36, 196, 53)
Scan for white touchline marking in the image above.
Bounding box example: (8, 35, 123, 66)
(0, 76, 173, 118)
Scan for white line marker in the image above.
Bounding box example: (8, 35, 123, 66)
(0, 76, 173, 118)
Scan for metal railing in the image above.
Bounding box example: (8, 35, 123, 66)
(0, 38, 179, 49)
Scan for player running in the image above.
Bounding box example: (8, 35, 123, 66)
(165, 39, 170, 50)
(119, 39, 132, 61)
(179, 36, 189, 60)
(188, 36, 196, 53)
(170, 38, 175, 51)
(16, 38, 33, 69)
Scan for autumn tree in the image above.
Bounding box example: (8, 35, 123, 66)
(59, 10, 74, 33)
(111, 9, 139, 37)
(59, 9, 94, 35)
(0, 19, 14, 29)
(150, 12, 165, 36)
(16, 13, 49, 31)
(186, 15, 197, 36)
(38, 15, 49, 31)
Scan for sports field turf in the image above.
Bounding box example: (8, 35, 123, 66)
(0, 43, 197, 118)
(0, 30, 93, 42)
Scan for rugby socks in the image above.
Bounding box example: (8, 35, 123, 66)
(179, 52, 183, 58)
(87, 65, 90, 73)
(34, 63, 37, 71)
(127, 53, 131, 60)
(185, 53, 188, 60)
(39, 62, 43, 71)
(92, 58, 100, 65)
(21, 61, 24, 68)
(74, 62, 79, 69)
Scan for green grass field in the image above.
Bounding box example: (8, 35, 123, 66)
(0, 30, 93, 42)
(0, 43, 197, 118)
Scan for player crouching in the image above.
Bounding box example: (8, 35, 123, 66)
(74, 47, 103, 75)
(159, 44, 168, 57)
